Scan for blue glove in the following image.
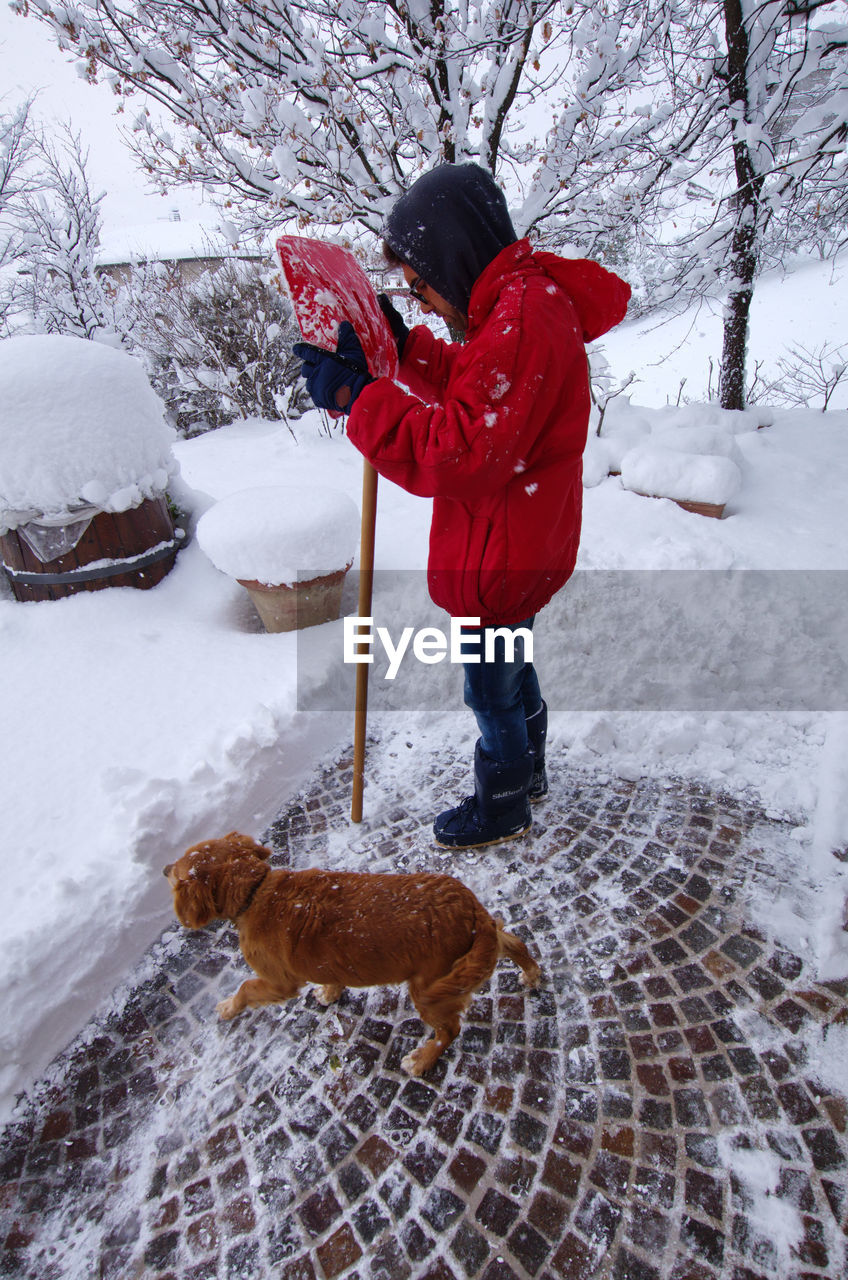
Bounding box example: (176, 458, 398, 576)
(378, 293, 410, 357)
(293, 322, 372, 414)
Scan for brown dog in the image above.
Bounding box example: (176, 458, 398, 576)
(164, 831, 540, 1076)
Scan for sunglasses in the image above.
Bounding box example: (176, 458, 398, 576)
(408, 275, 429, 303)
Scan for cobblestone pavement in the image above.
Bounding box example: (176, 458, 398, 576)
(1, 735, 847, 1280)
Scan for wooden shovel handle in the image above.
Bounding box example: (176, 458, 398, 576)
(351, 460, 378, 822)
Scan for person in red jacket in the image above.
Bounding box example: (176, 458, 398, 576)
(295, 163, 630, 849)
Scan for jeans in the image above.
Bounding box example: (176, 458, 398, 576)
(462, 616, 542, 762)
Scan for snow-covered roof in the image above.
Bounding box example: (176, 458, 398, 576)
(0, 334, 178, 527)
(95, 219, 264, 267)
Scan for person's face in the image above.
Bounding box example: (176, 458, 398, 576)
(401, 265, 468, 333)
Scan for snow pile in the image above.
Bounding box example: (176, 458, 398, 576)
(583, 406, 651, 483)
(586, 400, 754, 507)
(196, 485, 360, 585)
(582, 436, 617, 488)
(620, 446, 742, 506)
(651, 422, 745, 459)
(645, 403, 766, 435)
(0, 334, 177, 525)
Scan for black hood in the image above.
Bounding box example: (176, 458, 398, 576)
(384, 163, 517, 315)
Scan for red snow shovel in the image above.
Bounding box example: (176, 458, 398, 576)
(276, 236, 399, 822)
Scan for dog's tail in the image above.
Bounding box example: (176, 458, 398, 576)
(420, 908, 501, 1007)
(495, 917, 541, 988)
(422, 908, 541, 1006)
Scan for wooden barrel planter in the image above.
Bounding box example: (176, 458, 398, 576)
(0, 496, 180, 603)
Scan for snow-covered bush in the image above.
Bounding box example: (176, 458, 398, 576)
(587, 344, 638, 436)
(4, 122, 309, 434)
(121, 257, 311, 436)
(769, 342, 848, 414)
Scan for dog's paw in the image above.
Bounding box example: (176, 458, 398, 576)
(216, 996, 240, 1020)
(401, 1048, 425, 1077)
(316, 983, 344, 1006)
(521, 964, 542, 989)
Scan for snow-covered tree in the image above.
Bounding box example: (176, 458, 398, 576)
(12, 125, 123, 342)
(1, 100, 35, 247)
(518, 0, 848, 406)
(14, 0, 848, 410)
(14, 0, 651, 249)
(515, 4, 671, 255)
(637, 0, 848, 408)
(0, 99, 38, 329)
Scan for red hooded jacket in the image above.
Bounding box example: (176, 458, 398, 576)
(347, 238, 630, 625)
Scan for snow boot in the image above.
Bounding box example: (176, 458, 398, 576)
(526, 701, 548, 801)
(433, 740, 535, 850)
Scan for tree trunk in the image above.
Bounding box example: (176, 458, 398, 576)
(720, 232, 757, 412)
(720, 0, 764, 412)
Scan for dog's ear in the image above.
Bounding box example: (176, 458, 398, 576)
(172, 875, 216, 929)
(224, 831, 272, 861)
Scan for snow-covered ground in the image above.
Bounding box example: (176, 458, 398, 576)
(604, 250, 848, 412)
(1, 258, 846, 1123)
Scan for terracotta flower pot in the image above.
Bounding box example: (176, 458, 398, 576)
(196, 484, 360, 633)
(237, 564, 351, 633)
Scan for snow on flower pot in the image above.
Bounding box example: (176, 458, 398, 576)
(0, 334, 181, 601)
(619, 444, 742, 519)
(195, 486, 360, 632)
